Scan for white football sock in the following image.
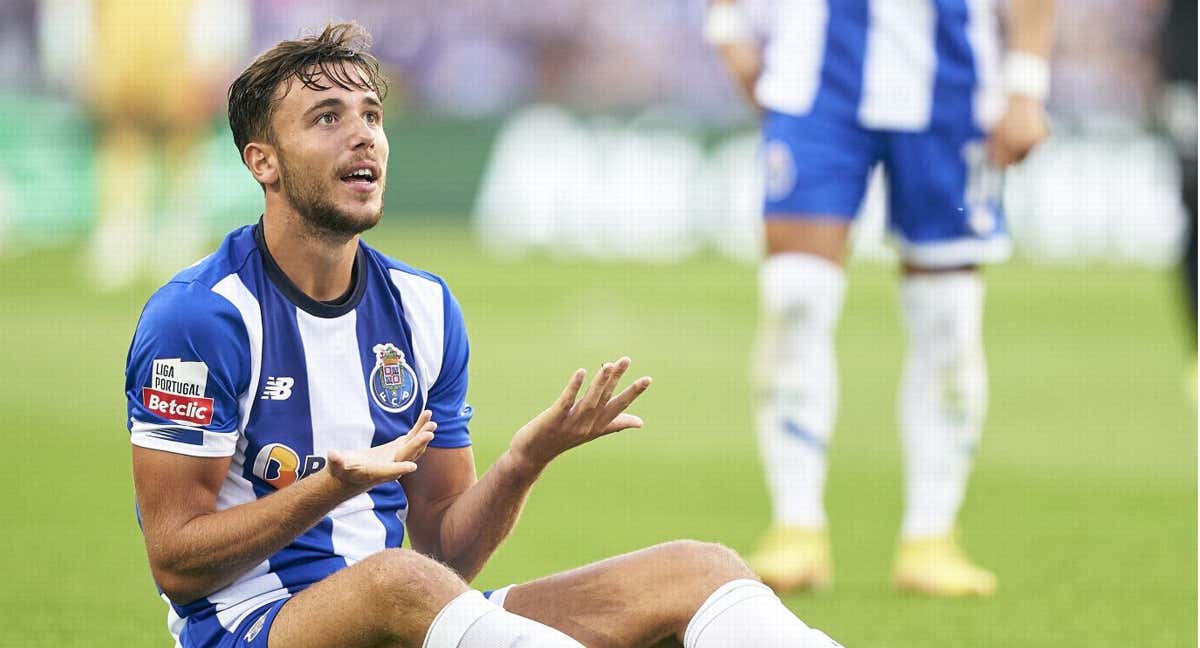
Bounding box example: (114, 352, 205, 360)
(683, 579, 844, 648)
(898, 272, 988, 539)
(423, 590, 583, 648)
(755, 253, 846, 529)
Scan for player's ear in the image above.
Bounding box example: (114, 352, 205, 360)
(243, 142, 279, 186)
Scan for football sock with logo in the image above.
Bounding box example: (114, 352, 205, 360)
(755, 253, 846, 528)
(423, 590, 583, 648)
(683, 579, 843, 647)
(898, 272, 987, 539)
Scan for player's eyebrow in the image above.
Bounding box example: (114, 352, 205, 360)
(303, 95, 383, 117)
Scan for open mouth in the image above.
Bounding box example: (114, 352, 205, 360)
(340, 168, 378, 186)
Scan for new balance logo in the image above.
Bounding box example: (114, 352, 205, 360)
(260, 377, 295, 400)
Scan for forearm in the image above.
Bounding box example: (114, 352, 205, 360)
(432, 450, 544, 580)
(716, 42, 762, 107)
(149, 471, 356, 602)
(706, 1, 762, 107)
(1007, 0, 1054, 57)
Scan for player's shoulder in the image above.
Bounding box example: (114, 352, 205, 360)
(361, 240, 454, 295)
(137, 226, 258, 333)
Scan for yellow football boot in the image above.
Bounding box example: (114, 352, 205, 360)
(746, 526, 832, 593)
(892, 533, 997, 597)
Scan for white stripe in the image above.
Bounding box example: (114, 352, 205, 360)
(858, 0, 936, 130)
(897, 235, 1012, 268)
(163, 594, 184, 644)
(207, 274, 285, 631)
(754, 0, 828, 116)
(211, 274, 263, 435)
(388, 270, 446, 403)
(213, 579, 290, 631)
(296, 308, 387, 564)
(966, 0, 1003, 130)
(130, 419, 238, 457)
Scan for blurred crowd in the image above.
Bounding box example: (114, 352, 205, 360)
(0, 0, 1191, 285)
(0, 0, 1185, 125)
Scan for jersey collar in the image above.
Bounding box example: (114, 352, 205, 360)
(254, 219, 368, 319)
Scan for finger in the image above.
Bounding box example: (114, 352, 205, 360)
(555, 369, 586, 412)
(388, 461, 420, 479)
(357, 460, 421, 483)
(601, 413, 644, 435)
(400, 429, 436, 462)
(577, 362, 614, 414)
(595, 357, 631, 411)
(598, 376, 652, 423)
(405, 410, 434, 438)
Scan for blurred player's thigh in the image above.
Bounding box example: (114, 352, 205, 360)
(761, 109, 880, 261)
(884, 130, 1011, 268)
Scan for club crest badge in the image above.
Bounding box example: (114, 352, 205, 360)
(369, 343, 419, 413)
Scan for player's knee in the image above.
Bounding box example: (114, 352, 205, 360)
(359, 548, 468, 615)
(761, 254, 845, 326)
(660, 540, 756, 583)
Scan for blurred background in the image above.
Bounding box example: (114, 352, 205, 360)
(0, 1, 1194, 646)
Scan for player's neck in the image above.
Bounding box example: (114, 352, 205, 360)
(261, 211, 359, 303)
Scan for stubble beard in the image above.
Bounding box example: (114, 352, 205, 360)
(278, 152, 384, 240)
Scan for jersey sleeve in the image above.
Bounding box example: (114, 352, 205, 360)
(125, 281, 251, 457)
(426, 283, 472, 449)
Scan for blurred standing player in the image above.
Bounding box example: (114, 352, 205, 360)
(84, 0, 246, 289)
(125, 23, 843, 648)
(708, 0, 1053, 596)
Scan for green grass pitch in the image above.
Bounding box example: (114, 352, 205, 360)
(0, 223, 1193, 646)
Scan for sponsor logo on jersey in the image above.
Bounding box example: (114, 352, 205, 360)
(142, 358, 214, 425)
(252, 443, 327, 489)
(369, 343, 418, 413)
(260, 376, 295, 400)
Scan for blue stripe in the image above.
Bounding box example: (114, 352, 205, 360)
(782, 419, 827, 452)
(145, 427, 204, 445)
(810, 0, 868, 122)
(931, 0, 980, 134)
(240, 273, 343, 592)
(357, 264, 417, 548)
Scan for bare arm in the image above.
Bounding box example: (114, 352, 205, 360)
(404, 359, 651, 581)
(135, 412, 436, 604)
(706, 0, 762, 108)
(988, 0, 1055, 165)
(1007, 0, 1054, 59)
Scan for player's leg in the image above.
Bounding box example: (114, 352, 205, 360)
(884, 132, 1008, 597)
(497, 540, 843, 648)
(748, 110, 879, 592)
(264, 548, 583, 647)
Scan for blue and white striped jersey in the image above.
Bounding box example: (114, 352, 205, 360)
(754, 0, 1005, 132)
(125, 223, 472, 646)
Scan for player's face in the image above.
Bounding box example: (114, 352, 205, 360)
(270, 65, 389, 237)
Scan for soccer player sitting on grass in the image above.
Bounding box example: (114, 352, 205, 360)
(124, 23, 843, 648)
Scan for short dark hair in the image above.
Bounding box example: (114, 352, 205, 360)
(227, 22, 389, 157)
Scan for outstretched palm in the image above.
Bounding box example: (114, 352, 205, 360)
(510, 357, 652, 469)
(327, 410, 437, 490)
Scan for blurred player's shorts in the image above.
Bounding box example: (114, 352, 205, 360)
(762, 109, 1011, 268)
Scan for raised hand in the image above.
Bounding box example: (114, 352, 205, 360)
(987, 95, 1050, 167)
(327, 410, 437, 491)
(509, 357, 652, 470)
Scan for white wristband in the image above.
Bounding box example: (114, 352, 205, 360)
(704, 3, 754, 45)
(1003, 51, 1050, 102)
